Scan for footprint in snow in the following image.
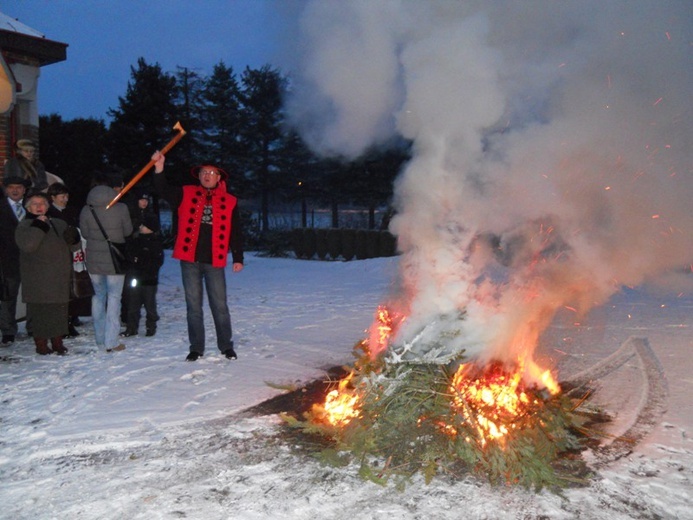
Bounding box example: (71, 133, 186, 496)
(180, 370, 207, 385)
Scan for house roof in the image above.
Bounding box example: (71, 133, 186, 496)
(0, 11, 67, 66)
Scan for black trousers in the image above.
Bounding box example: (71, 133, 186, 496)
(125, 284, 159, 332)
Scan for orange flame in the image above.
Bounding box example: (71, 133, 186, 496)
(366, 305, 404, 358)
(319, 372, 360, 427)
(315, 301, 561, 446)
(450, 361, 559, 446)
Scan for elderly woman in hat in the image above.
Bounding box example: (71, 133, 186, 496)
(15, 192, 80, 354)
(3, 139, 48, 192)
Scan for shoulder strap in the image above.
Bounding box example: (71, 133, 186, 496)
(89, 205, 111, 241)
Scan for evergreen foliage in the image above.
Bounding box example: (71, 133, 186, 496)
(199, 62, 243, 174)
(174, 66, 207, 170)
(39, 59, 405, 235)
(39, 114, 108, 209)
(107, 58, 179, 181)
(288, 342, 594, 490)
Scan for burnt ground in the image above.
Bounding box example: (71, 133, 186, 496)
(242, 365, 350, 419)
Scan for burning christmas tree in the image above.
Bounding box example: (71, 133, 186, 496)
(288, 303, 597, 490)
(282, 0, 689, 491)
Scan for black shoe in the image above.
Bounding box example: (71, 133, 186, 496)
(71, 317, 83, 327)
(119, 330, 137, 338)
(145, 328, 156, 337)
(223, 348, 237, 360)
(64, 325, 80, 339)
(1, 335, 14, 346)
(186, 352, 202, 362)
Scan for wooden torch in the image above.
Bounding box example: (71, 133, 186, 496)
(106, 121, 186, 209)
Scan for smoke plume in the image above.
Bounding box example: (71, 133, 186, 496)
(284, 0, 692, 374)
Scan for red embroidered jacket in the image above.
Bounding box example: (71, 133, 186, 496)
(172, 183, 237, 268)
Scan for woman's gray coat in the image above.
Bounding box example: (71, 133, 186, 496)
(79, 185, 133, 275)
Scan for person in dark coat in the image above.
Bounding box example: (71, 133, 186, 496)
(119, 189, 155, 325)
(0, 176, 30, 346)
(120, 213, 164, 337)
(47, 182, 89, 337)
(152, 152, 244, 361)
(3, 139, 49, 192)
(15, 192, 80, 355)
(46, 182, 79, 226)
(79, 171, 133, 352)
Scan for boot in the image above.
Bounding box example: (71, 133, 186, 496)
(51, 336, 68, 355)
(64, 316, 80, 338)
(35, 338, 53, 355)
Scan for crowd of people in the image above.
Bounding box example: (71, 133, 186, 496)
(0, 142, 244, 362)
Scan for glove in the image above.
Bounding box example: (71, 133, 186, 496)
(63, 225, 81, 245)
(152, 151, 166, 174)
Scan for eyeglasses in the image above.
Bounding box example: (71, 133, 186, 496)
(200, 170, 220, 176)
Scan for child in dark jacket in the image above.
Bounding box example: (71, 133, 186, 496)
(120, 213, 164, 337)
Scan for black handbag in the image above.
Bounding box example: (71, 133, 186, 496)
(71, 269, 95, 299)
(89, 206, 129, 275)
(108, 241, 129, 274)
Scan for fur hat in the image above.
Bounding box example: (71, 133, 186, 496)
(16, 139, 36, 151)
(2, 175, 31, 188)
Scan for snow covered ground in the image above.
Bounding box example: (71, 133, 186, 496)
(0, 252, 691, 520)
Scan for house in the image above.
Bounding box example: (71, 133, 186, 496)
(0, 11, 66, 177)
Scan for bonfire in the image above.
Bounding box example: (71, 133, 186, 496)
(286, 305, 599, 490)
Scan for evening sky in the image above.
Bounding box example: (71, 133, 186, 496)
(3, 0, 290, 121)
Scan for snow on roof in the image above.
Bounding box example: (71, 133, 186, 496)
(0, 11, 44, 38)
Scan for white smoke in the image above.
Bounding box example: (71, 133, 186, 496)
(285, 0, 692, 369)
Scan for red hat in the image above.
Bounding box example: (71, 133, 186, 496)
(190, 165, 228, 180)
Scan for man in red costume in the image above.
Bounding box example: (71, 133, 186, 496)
(152, 152, 244, 361)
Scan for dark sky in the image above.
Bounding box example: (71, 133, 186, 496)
(4, 0, 291, 121)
